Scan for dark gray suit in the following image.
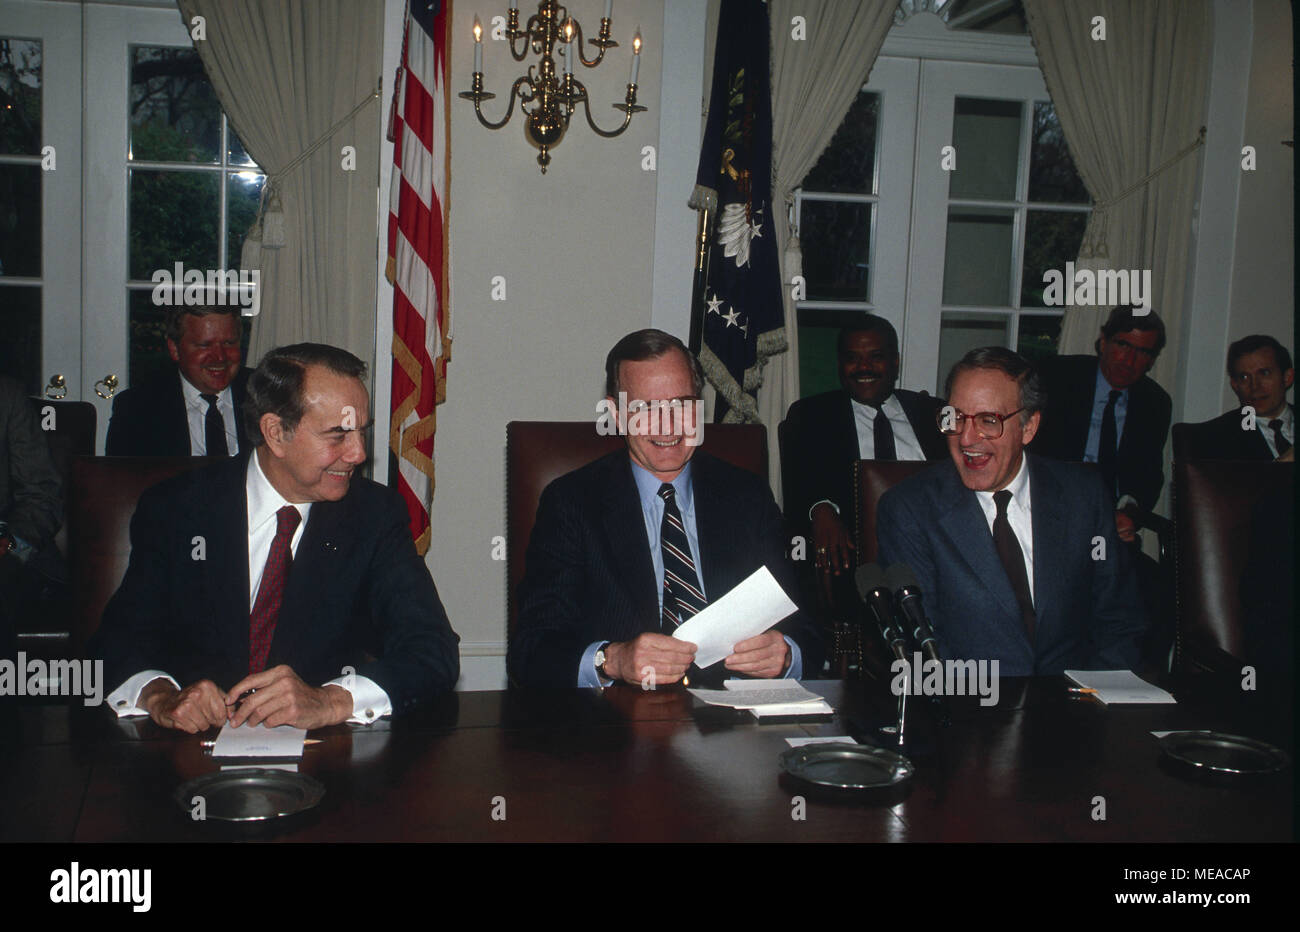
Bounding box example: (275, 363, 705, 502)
(876, 453, 1146, 676)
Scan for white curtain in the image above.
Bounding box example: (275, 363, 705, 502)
(761, 0, 897, 499)
(176, 0, 383, 365)
(1023, 0, 1211, 395)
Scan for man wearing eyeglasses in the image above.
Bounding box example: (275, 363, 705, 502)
(510, 329, 822, 688)
(1030, 306, 1172, 543)
(876, 347, 1145, 676)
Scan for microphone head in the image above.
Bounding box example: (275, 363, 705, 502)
(886, 562, 919, 593)
(855, 563, 886, 599)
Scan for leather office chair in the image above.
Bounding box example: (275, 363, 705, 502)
(504, 421, 767, 646)
(1172, 458, 1294, 673)
(67, 456, 211, 652)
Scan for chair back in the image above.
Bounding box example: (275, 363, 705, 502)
(1172, 458, 1294, 672)
(505, 421, 767, 642)
(67, 456, 212, 650)
(850, 459, 934, 565)
(26, 397, 96, 556)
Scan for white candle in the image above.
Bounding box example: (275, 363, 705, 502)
(566, 19, 575, 72)
(473, 18, 482, 72)
(630, 30, 641, 84)
(604, 0, 613, 20)
(510, 0, 518, 10)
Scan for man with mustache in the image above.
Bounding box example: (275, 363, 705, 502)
(781, 315, 946, 577)
(92, 343, 460, 730)
(1182, 335, 1294, 461)
(876, 347, 1145, 675)
(106, 305, 254, 457)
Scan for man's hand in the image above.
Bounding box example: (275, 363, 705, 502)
(811, 503, 855, 575)
(603, 633, 697, 686)
(225, 665, 353, 729)
(1114, 509, 1138, 543)
(724, 630, 790, 679)
(140, 678, 228, 733)
(1277, 446, 1295, 462)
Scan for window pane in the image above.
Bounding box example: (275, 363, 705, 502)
(950, 97, 1022, 201)
(228, 128, 258, 168)
(942, 207, 1013, 306)
(227, 171, 265, 270)
(1020, 210, 1088, 306)
(0, 38, 42, 155)
(801, 90, 879, 195)
(0, 285, 41, 393)
(0, 163, 41, 277)
(129, 46, 220, 163)
(938, 312, 1010, 387)
(1018, 313, 1062, 363)
(1029, 102, 1089, 204)
(127, 288, 171, 386)
(800, 200, 873, 302)
(129, 168, 219, 280)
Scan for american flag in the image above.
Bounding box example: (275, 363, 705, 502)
(387, 0, 451, 555)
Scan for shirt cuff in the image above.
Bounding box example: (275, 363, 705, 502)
(781, 636, 803, 680)
(1116, 494, 1139, 511)
(808, 499, 840, 522)
(578, 641, 614, 688)
(106, 670, 179, 717)
(323, 674, 391, 724)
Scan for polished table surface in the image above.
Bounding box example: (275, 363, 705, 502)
(1, 676, 1292, 843)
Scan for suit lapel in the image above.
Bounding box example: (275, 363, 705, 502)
(1063, 360, 1097, 460)
(164, 374, 194, 455)
(602, 455, 661, 633)
(833, 392, 859, 461)
(934, 463, 1029, 643)
(1026, 455, 1065, 651)
(201, 458, 252, 670)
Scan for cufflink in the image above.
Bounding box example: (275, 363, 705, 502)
(365, 709, 375, 720)
(115, 700, 128, 708)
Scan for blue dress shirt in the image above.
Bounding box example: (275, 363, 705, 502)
(1084, 367, 1129, 464)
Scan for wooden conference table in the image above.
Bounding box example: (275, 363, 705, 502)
(1, 676, 1291, 843)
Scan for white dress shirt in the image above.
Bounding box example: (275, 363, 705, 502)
(851, 394, 927, 461)
(105, 451, 390, 723)
(179, 374, 238, 456)
(1259, 406, 1294, 458)
(971, 453, 1035, 602)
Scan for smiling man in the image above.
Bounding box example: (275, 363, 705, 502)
(106, 305, 254, 457)
(91, 343, 460, 731)
(509, 329, 821, 688)
(781, 316, 947, 576)
(876, 347, 1146, 676)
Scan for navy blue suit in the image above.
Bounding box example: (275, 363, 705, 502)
(876, 453, 1146, 676)
(1181, 405, 1292, 461)
(90, 454, 460, 712)
(509, 450, 823, 688)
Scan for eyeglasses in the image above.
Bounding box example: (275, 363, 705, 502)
(936, 408, 1025, 439)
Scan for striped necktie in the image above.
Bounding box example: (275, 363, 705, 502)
(658, 483, 707, 630)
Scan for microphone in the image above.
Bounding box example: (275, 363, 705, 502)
(887, 563, 940, 665)
(855, 563, 909, 662)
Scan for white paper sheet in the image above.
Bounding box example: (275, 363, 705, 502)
(672, 566, 798, 667)
(211, 721, 308, 758)
(785, 736, 858, 747)
(1064, 670, 1177, 705)
(688, 681, 825, 709)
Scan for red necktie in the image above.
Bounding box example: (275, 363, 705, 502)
(248, 505, 301, 672)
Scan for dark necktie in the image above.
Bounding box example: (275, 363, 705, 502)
(658, 483, 707, 631)
(872, 405, 897, 461)
(1097, 389, 1121, 498)
(201, 393, 229, 457)
(1269, 419, 1291, 457)
(992, 490, 1035, 641)
(249, 506, 301, 672)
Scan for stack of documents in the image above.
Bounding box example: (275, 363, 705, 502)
(1064, 670, 1177, 705)
(211, 721, 308, 758)
(689, 680, 835, 720)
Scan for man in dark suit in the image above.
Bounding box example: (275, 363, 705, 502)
(509, 329, 822, 689)
(91, 343, 459, 731)
(781, 315, 947, 575)
(105, 305, 254, 456)
(1031, 305, 1172, 542)
(1183, 335, 1294, 461)
(877, 347, 1145, 676)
